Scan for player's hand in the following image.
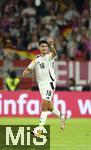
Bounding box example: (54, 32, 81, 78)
(23, 69, 30, 77)
(47, 37, 55, 47)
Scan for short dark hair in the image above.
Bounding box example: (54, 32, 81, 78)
(39, 40, 49, 46)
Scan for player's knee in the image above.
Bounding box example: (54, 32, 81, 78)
(41, 100, 48, 111)
(48, 107, 53, 111)
(48, 102, 53, 111)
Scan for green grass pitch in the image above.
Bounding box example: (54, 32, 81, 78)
(0, 118, 91, 150)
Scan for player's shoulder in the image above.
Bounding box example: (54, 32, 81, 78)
(33, 55, 41, 61)
(36, 55, 41, 58)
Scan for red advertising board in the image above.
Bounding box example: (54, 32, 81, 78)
(0, 91, 91, 118)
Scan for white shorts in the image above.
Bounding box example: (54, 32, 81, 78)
(38, 82, 56, 101)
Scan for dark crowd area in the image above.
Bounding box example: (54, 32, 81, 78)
(0, 0, 90, 61)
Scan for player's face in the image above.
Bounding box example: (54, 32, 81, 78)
(39, 43, 49, 54)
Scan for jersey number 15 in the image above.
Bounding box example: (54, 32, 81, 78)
(39, 63, 45, 69)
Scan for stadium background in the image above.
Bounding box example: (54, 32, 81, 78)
(0, 0, 91, 150)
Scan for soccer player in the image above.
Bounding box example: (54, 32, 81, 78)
(23, 38, 66, 136)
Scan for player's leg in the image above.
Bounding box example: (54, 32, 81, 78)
(48, 101, 66, 130)
(31, 84, 50, 137)
(32, 83, 65, 136)
(39, 99, 49, 126)
(48, 101, 60, 116)
(39, 82, 66, 130)
(31, 100, 49, 137)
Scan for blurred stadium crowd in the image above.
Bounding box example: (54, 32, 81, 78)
(0, 0, 90, 90)
(0, 0, 90, 60)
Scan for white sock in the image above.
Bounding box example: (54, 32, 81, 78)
(39, 111, 48, 126)
(52, 107, 60, 117)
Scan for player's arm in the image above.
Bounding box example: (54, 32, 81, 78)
(23, 58, 36, 77)
(47, 37, 57, 58)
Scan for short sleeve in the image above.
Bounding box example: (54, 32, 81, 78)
(28, 58, 36, 70)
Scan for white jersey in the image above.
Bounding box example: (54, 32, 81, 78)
(28, 52, 56, 85)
